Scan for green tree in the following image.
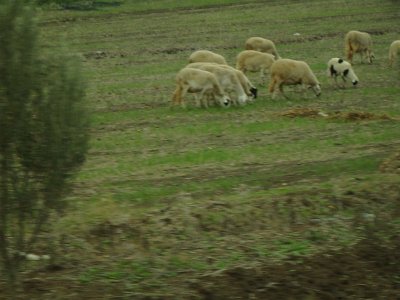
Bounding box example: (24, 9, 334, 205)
(0, 0, 89, 289)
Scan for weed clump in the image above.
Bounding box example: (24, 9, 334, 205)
(279, 108, 327, 118)
(279, 108, 393, 121)
(331, 111, 392, 121)
(380, 151, 400, 174)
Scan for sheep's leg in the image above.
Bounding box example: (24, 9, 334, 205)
(346, 48, 354, 64)
(200, 91, 212, 108)
(269, 77, 278, 99)
(333, 76, 340, 88)
(279, 83, 288, 99)
(205, 92, 214, 107)
(172, 85, 182, 106)
(179, 85, 190, 108)
(204, 94, 212, 108)
(196, 89, 207, 108)
(340, 75, 346, 89)
(270, 77, 287, 100)
(194, 94, 202, 108)
(259, 68, 266, 85)
(366, 50, 373, 64)
(296, 84, 306, 99)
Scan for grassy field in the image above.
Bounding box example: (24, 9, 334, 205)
(3, 0, 400, 299)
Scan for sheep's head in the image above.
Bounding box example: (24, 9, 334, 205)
(367, 52, 375, 64)
(346, 68, 359, 86)
(312, 84, 321, 97)
(250, 87, 258, 99)
(238, 94, 248, 106)
(219, 95, 231, 107)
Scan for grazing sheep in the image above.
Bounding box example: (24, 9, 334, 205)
(344, 30, 374, 64)
(217, 64, 258, 100)
(269, 58, 321, 99)
(188, 50, 228, 65)
(186, 62, 249, 106)
(172, 67, 230, 108)
(236, 50, 276, 84)
(389, 40, 400, 66)
(245, 37, 281, 59)
(327, 58, 359, 88)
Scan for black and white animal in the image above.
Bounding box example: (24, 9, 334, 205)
(327, 58, 359, 88)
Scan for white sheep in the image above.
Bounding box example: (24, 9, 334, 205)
(269, 58, 321, 99)
(344, 30, 374, 64)
(216, 64, 258, 100)
(389, 40, 400, 66)
(172, 67, 230, 108)
(188, 50, 228, 65)
(236, 50, 276, 84)
(186, 62, 250, 106)
(245, 37, 281, 59)
(327, 58, 359, 88)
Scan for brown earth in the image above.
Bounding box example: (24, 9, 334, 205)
(193, 239, 400, 300)
(3, 176, 400, 300)
(7, 233, 400, 299)
(279, 108, 394, 121)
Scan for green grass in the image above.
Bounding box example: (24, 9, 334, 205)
(14, 0, 400, 298)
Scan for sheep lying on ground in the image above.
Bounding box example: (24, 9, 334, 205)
(172, 67, 230, 108)
(186, 62, 250, 106)
(389, 40, 400, 66)
(245, 37, 281, 59)
(188, 50, 228, 65)
(269, 58, 321, 99)
(345, 30, 374, 64)
(236, 50, 276, 84)
(327, 58, 359, 88)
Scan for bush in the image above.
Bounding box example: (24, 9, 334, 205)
(0, 0, 89, 290)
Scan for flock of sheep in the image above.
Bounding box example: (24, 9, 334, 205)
(171, 30, 400, 108)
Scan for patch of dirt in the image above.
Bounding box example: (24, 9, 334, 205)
(380, 150, 400, 174)
(331, 111, 393, 121)
(83, 50, 127, 60)
(279, 108, 394, 121)
(191, 237, 400, 300)
(2, 181, 400, 299)
(279, 108, 328, 118)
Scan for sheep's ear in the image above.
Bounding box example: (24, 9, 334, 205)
(343, 69, 349, 76)
(338, 58, 344, 63)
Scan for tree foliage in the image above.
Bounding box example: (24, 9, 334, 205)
(0, 0, 89, 285)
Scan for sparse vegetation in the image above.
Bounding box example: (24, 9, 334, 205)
(1, 0, 400, 299)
